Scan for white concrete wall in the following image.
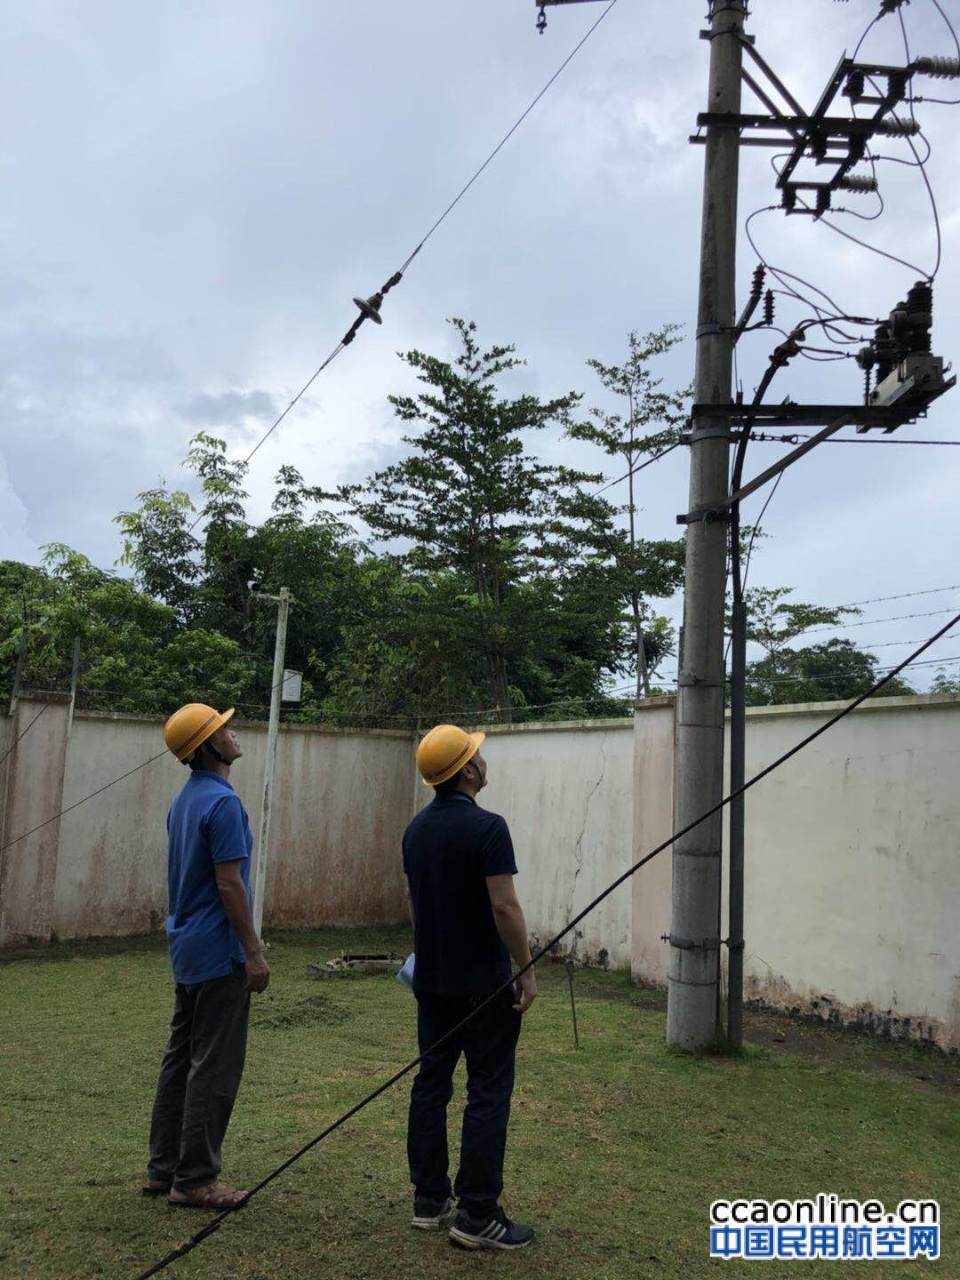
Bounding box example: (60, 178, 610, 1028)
(725, 694, 960, 1050)
(631, 699, 676, 986)
(480, 720, 635, 968)
(1, 696, 71, 946)
(7, 694, 960, 1052)
(44, 712, 416, 941)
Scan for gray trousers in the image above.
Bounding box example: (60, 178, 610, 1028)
(147, 964, 250, 1190)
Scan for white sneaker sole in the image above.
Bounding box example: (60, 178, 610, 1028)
(449, 1226, 532, 1251)
(411, 1202, 454, 1230)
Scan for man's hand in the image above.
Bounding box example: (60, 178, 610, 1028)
(244, 948, 270, 993)
(513, 968, 537, 1014)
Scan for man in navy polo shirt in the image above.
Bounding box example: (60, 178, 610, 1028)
(404, 724, 537, 1251)
(144, 703, 269, 1211)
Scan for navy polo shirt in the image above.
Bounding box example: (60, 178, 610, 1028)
(165, 770, 253, 985)
(402, 792, 518, 1000)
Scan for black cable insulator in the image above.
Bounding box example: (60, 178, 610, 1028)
(873, 319, 896, 382)
(844, 70, 865, 100)
(763, 289, 774, 326)
(751, 263, 765, 296)
(341, 319, 362, 347)
(904, 280, 933, 356)
(886, 70, 908, 104)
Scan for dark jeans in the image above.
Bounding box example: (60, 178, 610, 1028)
(407, 987, 521, 1221)
(147, 964, 250, 1191)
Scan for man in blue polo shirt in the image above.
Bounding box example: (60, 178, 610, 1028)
(144, 703, 269, 1211)
(404, 724, 537, 1251)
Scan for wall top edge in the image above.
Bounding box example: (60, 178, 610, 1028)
(477, 717, 634, 736)
(15, 707, 416, 740)
(737, 691, 960, 721)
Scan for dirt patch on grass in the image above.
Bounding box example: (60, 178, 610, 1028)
(745, 1008, 960, 1092)
(254, 992, 352, 1030)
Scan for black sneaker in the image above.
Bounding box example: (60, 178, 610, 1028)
(411, 1194, 454, 1231)
(449, 1207, 534, 1250)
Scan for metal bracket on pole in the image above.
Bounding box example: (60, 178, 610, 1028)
(661, 934, 723, 952)
(677, 671, 725, 689)
(711, 414, 852, 514)
(676, 508, 732, 525)
(700, 28, 756, 45)
(682, 426, 732, 442)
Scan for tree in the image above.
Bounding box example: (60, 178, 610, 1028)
(740, 586, 913, 705)
(114, 443, 364, 713)
(930, 668, 960, 695)
(0, 546, 254, 713)
(114, 487, 200, 623)
(566, 326, 688, 696)
(330, 318, 607, 721)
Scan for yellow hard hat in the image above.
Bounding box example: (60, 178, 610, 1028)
(416, 724, 485, 787)
(164, 703, 235, 762)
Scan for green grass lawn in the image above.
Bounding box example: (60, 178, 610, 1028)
(1, 927, 957, 1279)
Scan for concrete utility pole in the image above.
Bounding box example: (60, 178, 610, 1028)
(252, 586, 291, 939)
(667, 0, 745, 1049)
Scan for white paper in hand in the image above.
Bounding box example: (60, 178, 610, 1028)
(396, 952, 415, 992)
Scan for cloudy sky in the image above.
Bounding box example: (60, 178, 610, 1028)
(3, 0, 959, 689)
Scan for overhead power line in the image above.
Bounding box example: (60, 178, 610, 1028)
(833, 584, 960, 608)
(227, 0, 623, 473)
(801, 605, 960, 636)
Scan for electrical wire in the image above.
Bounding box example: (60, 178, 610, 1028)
(0, 752, 169, 856)
(407, 0, 621, 262)
(656, 650, 960, 690)
(795, 192, 934, 280)
(0, 702, 49, 769)
(751, 433, 960, 446)
(166, 0, 623, 515)
(743, 209, 869, 347)
(130, 607, 960, 1280)
(837, 583, 960, 607)
(739, 471, 782, 598)
(800, 605, 960, 636)
(591, 441, 683, 496)
(853, 73, 943, 279)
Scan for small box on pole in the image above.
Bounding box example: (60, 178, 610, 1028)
(281, 669, 303, 704)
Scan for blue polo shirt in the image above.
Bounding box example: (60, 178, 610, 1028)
(402, 793, 518, 1000)
(166, 770, 253, 985)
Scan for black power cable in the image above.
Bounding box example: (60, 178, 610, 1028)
(131, 609, 960, 1280)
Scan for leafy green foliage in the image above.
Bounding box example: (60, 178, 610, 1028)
(567, 326, 688, 696)
(740, 587, 913, 705)
(929, 668, 960, 695)
(326, 318, 626, 722)
(0, 547, 254, 712)
(5, 322, 917, 726)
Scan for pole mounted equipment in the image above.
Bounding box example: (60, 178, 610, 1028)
(533, 0, 607, 36)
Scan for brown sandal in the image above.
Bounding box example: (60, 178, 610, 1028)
(167, 1182, 248, 1210)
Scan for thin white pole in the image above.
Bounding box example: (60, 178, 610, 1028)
(253, 587, 290, 939)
